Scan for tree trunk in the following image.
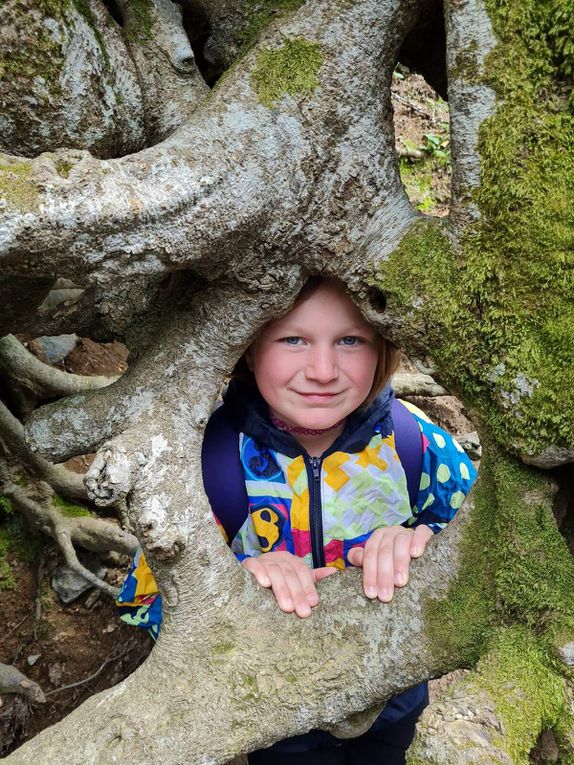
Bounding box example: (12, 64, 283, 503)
(0, 0, 572, 762)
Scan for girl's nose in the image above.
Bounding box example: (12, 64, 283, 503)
(306, 347, 338, 382)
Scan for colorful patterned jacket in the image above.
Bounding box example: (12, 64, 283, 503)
(117, 381, 477, 640)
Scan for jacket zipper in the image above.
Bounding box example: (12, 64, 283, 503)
(306, 455, 325, 568)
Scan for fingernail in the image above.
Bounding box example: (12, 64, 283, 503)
(308, 594, 318, 606)
(395, 572, 406, 586)
(380, 589, 392, 602)
(261, 576, 271, 587)
(365, 586, 377, 598)
(412, 547, 422, 556)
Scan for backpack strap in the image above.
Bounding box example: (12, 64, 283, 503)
(391, 398, 423, 509)
(201, 404, 248, 542)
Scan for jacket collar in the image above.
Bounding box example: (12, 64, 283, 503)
(223, 378, 395, 458)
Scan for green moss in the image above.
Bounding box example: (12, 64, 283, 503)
(251, 38, 323, 108)
(0, 508, 44, 590)
(124, 0, 153, 44)
(424, 456, 497, 666)
(373, 220, 460, 350)
(487, 454, 574, 628)
(0, 531, 16, 590)
(54, 159, 74, 178)
(554, 699, 574, 764)
(470, 627, 567, 763)
(0, 496, 14, 515)
(450, 39, 480, 82)
(52, 493, 92, 518)
(213, 641, 235, 655)
(424, 447, 574, 670)
(237, 0, 305, 54)
(0, 156, 39, 211)
(0, 1, 68, 87)
(373, 1, 574, 458)
(398, 158, 449, 216)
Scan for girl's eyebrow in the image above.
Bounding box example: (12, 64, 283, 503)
(269, 322, 374, 336)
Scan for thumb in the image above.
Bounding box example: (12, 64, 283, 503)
(347, 547, 364, 567)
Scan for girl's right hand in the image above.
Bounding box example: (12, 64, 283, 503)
(242, 552, 337, 618)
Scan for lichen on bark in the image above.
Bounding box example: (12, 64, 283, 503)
(251, 37, 323, 107)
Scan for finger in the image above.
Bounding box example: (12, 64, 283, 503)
(410, 525, 434, 557)
(281, 564, 313, 618)
(347, 547, 364, 567)
(242, 558, 271, 587)
(266, 564, 296, 613)
(313, 566, 339, 582)
(293, 564, 320, 610)
(392, 531, 413, 588)
(373, 538, 396, 601)
(362, 532, 388, 600)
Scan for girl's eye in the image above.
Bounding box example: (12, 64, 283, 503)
(282, 336, 302, 345)
(340, 336, 361, 346)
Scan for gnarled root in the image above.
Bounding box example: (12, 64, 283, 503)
(0, 467, 137, 598)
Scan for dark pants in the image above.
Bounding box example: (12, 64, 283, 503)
(248, 693, 427, 765)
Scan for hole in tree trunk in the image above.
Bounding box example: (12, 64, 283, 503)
(174, 2, 222, 87)
(101, 0, 124, 27)
(392, 64, 451, 218)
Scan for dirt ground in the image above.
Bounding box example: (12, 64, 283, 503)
(0, 71, 472, 756)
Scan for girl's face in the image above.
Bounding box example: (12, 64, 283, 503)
(247, 281, 380, 432)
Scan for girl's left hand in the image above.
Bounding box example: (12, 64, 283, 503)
(347, 525, 433, 602)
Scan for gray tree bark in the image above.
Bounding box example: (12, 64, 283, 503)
(0, 0, 572, 762)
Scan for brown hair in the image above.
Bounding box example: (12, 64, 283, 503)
(233, 277, 399, 406)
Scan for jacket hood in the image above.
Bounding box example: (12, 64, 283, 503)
(223, 378, 395, 458)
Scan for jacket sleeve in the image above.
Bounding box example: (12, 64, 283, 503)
(116, 520, 245, 637)
(400, 401, 478, 533)
(115, 546, 162, 639)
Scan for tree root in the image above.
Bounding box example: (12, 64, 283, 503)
(407, 627, 570, 765)
(0, 468, 137, 598)
(392, 372, 447, 398)
(0, 664, 45, 705)
(24, 281, 301, 462)
(0, 400, 86, 500)
(0, 334, 117, 403)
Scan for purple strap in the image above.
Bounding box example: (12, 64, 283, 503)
(391, 399, 423, 509)
(202, 400, 423, 541)
(201, 405, 249, 543)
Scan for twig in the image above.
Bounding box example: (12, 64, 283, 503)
(35, 552, 46, 625)
(396, 146, 424, 160)
(44, 650, 131, 696)
(392, 91, 433, 119)
(2, 615, 29, 642)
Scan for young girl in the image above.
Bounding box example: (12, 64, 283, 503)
(117, 277, 476, 764)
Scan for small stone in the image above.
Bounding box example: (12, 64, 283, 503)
(51, 553, 107, 604)
(33, 333, 78, 363)
(103, 623, 117, 633)
(48, 663, 63, 686)
(558, 642, 574, 666)
(458, 431, 482, 460)
(27, 654, 41, 666)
